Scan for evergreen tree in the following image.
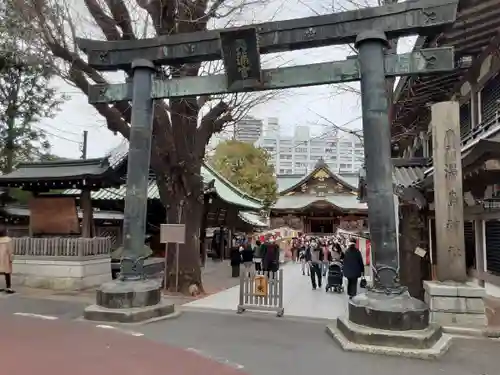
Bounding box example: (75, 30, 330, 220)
(0, 1, 64, 173)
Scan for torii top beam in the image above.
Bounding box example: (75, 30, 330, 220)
(76, 0, 458, 71)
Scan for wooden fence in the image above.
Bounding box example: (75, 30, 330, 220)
(12, 237, 112, 257)
(237, 269, 284, 317)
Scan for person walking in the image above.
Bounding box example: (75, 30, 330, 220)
(0, 227, 14, 294)
(299, 241, 309, 276)
(343, 238, 364, 299)
(305, 239, 330, 290)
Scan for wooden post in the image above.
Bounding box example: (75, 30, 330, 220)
(431, 101, 467, 282)
(81, 189, 94, 238)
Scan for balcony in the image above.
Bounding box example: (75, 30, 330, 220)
(461, 104, 500, 148)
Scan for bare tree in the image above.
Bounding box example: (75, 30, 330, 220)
(12, 0, 279, 293)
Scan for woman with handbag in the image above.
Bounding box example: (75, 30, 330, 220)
(342, 238, 364, 299)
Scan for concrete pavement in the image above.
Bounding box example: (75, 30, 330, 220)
(184, 262, 368, 319)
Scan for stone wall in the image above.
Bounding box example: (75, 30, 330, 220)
(12, 255, 112, 291)
(424, 281, 486, 327)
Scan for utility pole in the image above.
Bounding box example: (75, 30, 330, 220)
(81, 130, 88, 160)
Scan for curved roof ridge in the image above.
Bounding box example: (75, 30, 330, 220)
(202, 162, 263, 205)
(279, 158, 356, 195)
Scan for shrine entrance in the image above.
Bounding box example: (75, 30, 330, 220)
(309, 218, 335, 234)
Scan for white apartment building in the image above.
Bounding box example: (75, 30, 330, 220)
(256, 122, 364, 175)
(234, 116, 263, 144)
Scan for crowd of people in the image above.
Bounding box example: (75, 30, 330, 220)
(230, 233, 366, 299)
(294, 235, 365, 298)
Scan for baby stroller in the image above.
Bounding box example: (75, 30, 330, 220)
(325, 261, 344, 293)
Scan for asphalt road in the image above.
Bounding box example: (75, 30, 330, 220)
(135, 310, 499, 375)
(0, 294, 87, 320)
(1, 295, 499, 375)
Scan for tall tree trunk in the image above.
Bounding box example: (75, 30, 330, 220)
(154, 148, 205, 294)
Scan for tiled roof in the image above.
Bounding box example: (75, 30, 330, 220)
(272, 194, 367, 211)
(276, 171, 359, 194)
(64, 145, 263, 211)
(238, 212, 269, 228)
(0, 158, 111, 183)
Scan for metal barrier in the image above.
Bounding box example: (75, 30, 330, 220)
(237, 269, 284, 317)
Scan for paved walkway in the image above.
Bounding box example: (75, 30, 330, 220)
(184, 263, 369, 319)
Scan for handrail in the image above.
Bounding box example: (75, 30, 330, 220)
(460, 108, 500, 148)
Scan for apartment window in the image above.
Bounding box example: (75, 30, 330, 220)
(280, 154, 292, 160)
(325, 148, 336, 154)
(263, 139, 276, 145)
(311, 147, 323, 153)
(296, 147, 307, 153)
(280, 147, 292, 153)
(281, 140, 292, 145)
(263, 147, 275, 153)
(295, 162, 308, 168)
(340, 142, 352, 148)
(295, 155, 307, 160)
(355, 143, 363, 148)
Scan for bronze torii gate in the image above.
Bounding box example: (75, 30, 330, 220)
(78, 0, 459, 346)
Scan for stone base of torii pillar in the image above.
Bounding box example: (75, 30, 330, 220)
(325, 30, 450, 360)
(83, 279, 179, 323)
(326, 290, 451, 359)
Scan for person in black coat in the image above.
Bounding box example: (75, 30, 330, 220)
(342, 238, 364, 298)
(230, 245, 242, 278)
(240, 238, 254, 271)
(262, 238, 280, 277)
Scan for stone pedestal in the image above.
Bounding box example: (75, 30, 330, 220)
(327, 290, 451, 359)
(484, 296, 500, 337)
(423, 281, 486, 327)
(84, 279, 175, 323)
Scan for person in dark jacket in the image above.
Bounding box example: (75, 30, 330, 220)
(240, 238, 254, 271)
(230, 245, 242, 277)
(262, 237, 280, 277)
(343, 238, 365, 298)
(253, 240, 263, 271)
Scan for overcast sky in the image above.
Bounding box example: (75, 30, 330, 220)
(38, 0, 415, 159)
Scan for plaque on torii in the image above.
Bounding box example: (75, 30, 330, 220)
(76, 0, 460, 333)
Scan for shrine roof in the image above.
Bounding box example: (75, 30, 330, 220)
(64, 143, 263, 211)
(0, 158, 113, 186)
(238, 212, 269, 228)
(272, 194, 367, 212)
(392, 0, 500, 144)
(277, 158, 358, 195)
